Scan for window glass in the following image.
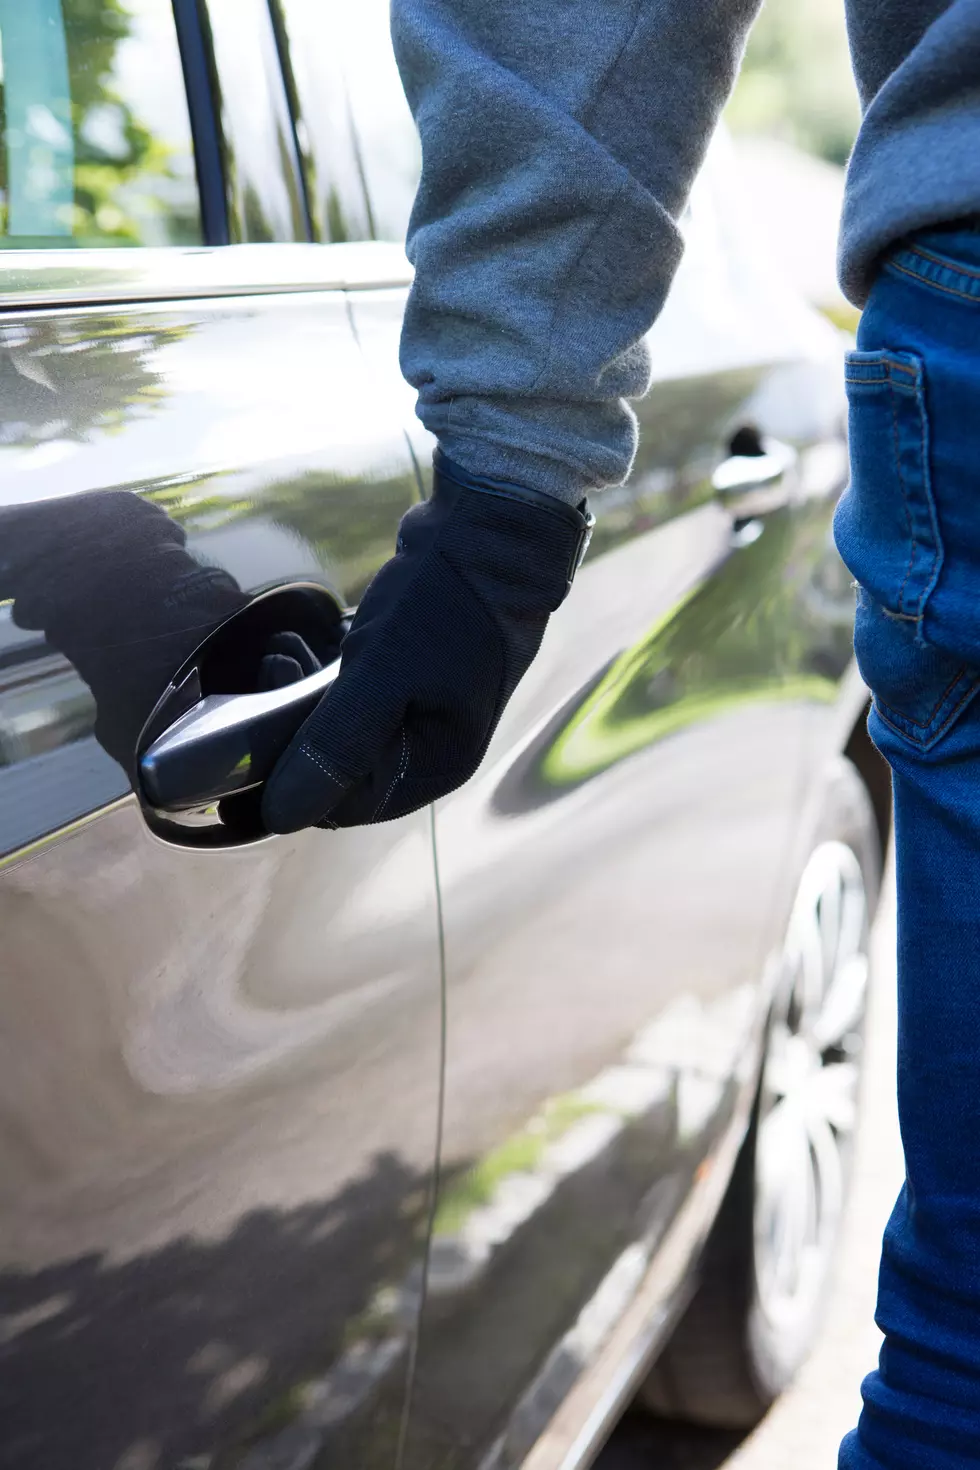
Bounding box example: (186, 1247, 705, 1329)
(206, 0, 306, 243)
(277, 0, 421, 244)
(0, 0, 201, 248)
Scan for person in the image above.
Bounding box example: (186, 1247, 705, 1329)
(261, 5, 980, 1466)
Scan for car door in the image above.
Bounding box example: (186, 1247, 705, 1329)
(0, 7, 441, 1470)
(392, 145, 851, 1468)
(203, 9, 855, 1457)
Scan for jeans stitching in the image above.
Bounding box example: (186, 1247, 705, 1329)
(889, 369, 920, 615)
(886, 258, 980, 306)
(880, 353, 940, 621)
(914, 363, 943, 620)
(875, 673, 980, 747)
(875, 665, 970, 730)
(880, 606, 919, 624)
(909, 243, 980, 282)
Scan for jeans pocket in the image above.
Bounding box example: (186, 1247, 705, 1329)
(835, 348, 941, 619)
(836, 347, 980, 749)
(853, 589, 980, 750)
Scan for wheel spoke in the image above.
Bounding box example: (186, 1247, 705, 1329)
(763, 1023, 797, 1101)
(789, 900, 825, 1031)
(807, 1059, 860, 1134)
(812, 954, 869, 1053)
(836, 879, 867, 970)
(818, 868, 843, 993)
(806, 1113, 845, 1247)
(756, 1100, 812, 1301)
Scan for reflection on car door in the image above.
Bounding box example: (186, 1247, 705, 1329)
(399, 191, 847, 1466)
(0, 258, 443, 1470)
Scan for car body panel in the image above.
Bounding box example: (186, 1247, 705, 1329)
(0, 10, 866, 1467)
(0, 279, 418, 851)
(398, 147, 855, 1469)
(0, 269, 443, 1470)
(0, 242, 412, 311)
(0, 803, 441, 1470)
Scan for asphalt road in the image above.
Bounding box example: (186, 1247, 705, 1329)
(597, 859, 903, 1470)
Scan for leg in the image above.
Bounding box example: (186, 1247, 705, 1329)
(835, 225, 980, 1469)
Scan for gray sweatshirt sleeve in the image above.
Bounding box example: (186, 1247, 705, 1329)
(392, 0, 763, 502)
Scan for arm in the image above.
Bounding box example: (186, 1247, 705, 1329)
(393, 0, 763, 502)
(262, 0, 763, 832)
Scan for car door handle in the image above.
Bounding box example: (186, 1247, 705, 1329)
(139, 658, 340, 813)
(712, 436, 798, 517)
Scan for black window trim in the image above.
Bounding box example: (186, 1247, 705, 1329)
(266, 0, 315, 241)
(172, 0, 230, 246)
(267, 0, 378, 244)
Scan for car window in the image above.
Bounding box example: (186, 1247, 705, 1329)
(0, 0, 201, 249)
(276, 0, 420, 244)
(206, 0, 307, 243)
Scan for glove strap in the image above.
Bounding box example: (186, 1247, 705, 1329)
(434, 451, 595, 598)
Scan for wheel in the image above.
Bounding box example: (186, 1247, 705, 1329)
(636, 757, 881, 1429)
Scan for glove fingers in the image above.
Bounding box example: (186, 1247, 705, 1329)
(217, 785, 265, 837)
(263, 532, 520, 833)
(326, 709, 490, 828)
(330, 768, 471, 826)
(261, 666, 404, 833)
(323, 729, 413, 827)
(258, 653, 308, 691)
(263, 631, 322, 678)
(261, 740, 350, 833)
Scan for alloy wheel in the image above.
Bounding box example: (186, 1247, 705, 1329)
(753, 840, 870, 1334)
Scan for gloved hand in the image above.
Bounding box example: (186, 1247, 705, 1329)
(257, 630, 323, 689)
(217, 631, 324, 837)
(0, 491, 246, 782)
(261, 452, 593, 831)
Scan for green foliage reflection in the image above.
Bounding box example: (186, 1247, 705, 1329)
(0, 314, 191, 445)
(542, 508, 850, 789)
(0, 0, 200, 246)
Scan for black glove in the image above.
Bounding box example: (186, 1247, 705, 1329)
(257, 630, 323, 689)
(261, 452, 593, 831)
(0, 492, 246, 782)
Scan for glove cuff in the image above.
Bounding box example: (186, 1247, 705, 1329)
(434, 450, 594, 598)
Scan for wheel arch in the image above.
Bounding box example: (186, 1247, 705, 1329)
(843, 702, 892, 865)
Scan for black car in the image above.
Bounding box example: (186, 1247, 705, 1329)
(0, 4, 887, 1469)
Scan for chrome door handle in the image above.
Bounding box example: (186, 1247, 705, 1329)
(139, 658, 340, 812)
(712, 436, 798, 517)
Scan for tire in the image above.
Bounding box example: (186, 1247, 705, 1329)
(636, 757, 881, 1430)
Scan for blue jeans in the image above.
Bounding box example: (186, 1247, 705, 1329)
(835, 227, 980, 1470)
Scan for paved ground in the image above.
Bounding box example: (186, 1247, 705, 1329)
(598, 859, 903, 1470)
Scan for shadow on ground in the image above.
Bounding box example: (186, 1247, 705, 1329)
(597, 1411, 745, 1469)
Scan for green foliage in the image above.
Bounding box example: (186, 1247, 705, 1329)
(0, 0, 198, 244)
(820, 298, 862, 335)
(65, 0, 191, 243)
(728, 0, 860, 166)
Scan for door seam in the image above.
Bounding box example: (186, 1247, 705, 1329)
(394, 802, 448, 1470)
